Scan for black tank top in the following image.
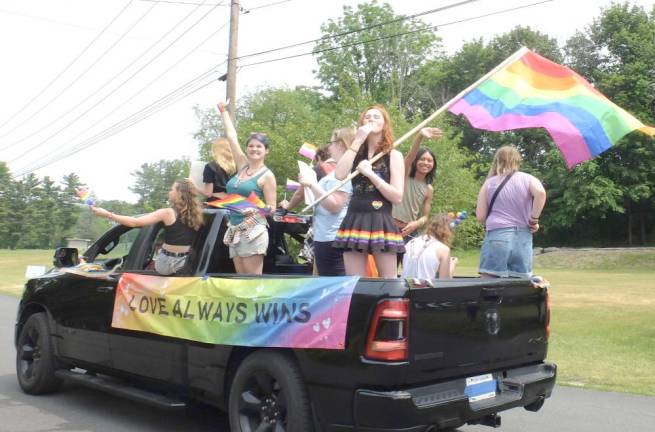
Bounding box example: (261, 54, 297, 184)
(164, 213, 197, 246)
(349, 149, 392, 213)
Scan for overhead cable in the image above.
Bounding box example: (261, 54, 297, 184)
(0, 0, 135, 138)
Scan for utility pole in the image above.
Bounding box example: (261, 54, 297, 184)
(226, 0, 239, 122)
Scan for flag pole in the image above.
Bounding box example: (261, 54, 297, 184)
(301, 46, 530, 213)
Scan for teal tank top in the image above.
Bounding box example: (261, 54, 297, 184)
(226, 166, 268, 225)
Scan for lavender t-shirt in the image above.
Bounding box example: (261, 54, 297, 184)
(484, 171, 535, 231)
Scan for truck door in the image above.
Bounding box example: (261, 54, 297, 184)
(50, 225, 139, 367)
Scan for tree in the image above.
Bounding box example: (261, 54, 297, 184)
(560, 2, 655, 244)
(313, 1, 440, 112)
(130, 159, 190, 212)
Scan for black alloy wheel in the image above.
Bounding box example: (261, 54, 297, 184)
(16, 312, 62, 394)
(229, 351, 312, 432)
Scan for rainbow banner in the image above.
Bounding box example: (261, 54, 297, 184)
(298, 142, 317, 160)
(448, 49, 655, 168)
(112, 273, 359, 349)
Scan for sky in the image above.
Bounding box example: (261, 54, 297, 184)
(1, 0, 653, 202)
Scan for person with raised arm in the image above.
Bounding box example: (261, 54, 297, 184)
(217, 102, 277, 275)
(332, 105, 405, 278)
(392, 127, 441, 242)
(91, 179, 203, 275)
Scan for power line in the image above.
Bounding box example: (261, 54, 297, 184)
(0, 0, 158, 147)
(0, 0, 135, 136)
(13, 0, 554, 175)
(239, 0, 554, 68)
(15, 20, 230, 176)
(13, 64, 225, 177)
(8, 0, 225, 163)
(235, 0, 480, 62)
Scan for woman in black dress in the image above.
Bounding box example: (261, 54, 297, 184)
(333, 105, 405, 278)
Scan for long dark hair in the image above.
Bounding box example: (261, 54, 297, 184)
(409, 147, 437, 184)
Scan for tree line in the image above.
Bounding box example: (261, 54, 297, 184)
(1, 1, 653, 249)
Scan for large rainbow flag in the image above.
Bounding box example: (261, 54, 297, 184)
(448, 48, 655, 167)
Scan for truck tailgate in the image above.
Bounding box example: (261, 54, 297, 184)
(408, 278, 548, 378)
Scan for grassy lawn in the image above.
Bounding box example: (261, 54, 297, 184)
(452, 247, 655, 396)
(0, 250, 53, 297)
(2, 248, 654, 396)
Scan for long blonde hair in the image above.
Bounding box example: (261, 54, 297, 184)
(212, 137, 236, 175)
(488, 145, 522, 177)
(331, 127, 356, 151)
(426, 214, 453, 246)
(172, 179, 204, 231)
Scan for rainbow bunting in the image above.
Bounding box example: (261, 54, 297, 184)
(286, 178, 301, 191)
(298, 142, 317, 160)
(448, 48, 655, 168)
(207, 192, 269, 214)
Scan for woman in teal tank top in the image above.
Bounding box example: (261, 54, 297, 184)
(218, 102, 277, 275)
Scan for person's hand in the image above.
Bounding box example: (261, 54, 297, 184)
(401, 221, 419, 236)
(419, 127, 443, 140)
(279, 199, 290, 210)
(298, 171, 316, 188)
(352, 123, 373, 149)
(529, 222, 540, 233)
(450, 256, 459, 275)
(240, 207, 258, 218)
(217, 101, 225, 113)
(356, 159, 375, 179)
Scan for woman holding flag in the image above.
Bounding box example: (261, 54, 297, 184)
(218, 102, 277, 275)
(333, 105, 405, 278)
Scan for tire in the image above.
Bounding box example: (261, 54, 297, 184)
(228, 351, 313, 432)
(16, 312, 62, 394)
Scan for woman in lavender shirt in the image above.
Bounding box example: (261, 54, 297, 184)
(475, 146, 546, 278)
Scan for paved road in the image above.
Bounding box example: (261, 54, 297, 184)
(1, 295, 653, 431)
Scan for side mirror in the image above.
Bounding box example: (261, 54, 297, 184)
(53, 247, 79, 268)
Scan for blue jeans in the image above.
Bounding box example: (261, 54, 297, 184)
(314, 241, 345, 276)
(479, 227, 533, 278)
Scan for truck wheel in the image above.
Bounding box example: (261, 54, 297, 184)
(228, 351, 313, 432)
(16, 313, 62, 394)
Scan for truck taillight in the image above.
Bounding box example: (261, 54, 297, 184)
(545, 291, 550, 340)
(365, 299, 409, 362)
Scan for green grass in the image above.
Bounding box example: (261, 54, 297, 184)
(0, 250, 53, 297)
(2, 248, 654, 396)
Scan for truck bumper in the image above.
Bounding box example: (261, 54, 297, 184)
(345, 362, 556, 432)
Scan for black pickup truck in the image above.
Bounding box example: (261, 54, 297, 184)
(15, 209, 555, 432)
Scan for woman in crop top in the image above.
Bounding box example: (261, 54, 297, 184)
(218, 102, 277, 275)
(91, 179, 203, 275)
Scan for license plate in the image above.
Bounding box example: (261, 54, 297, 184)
(464, 373, 497, 402)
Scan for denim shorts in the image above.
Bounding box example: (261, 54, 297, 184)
(479, 227, 533, 278)
(154, 250, 187, 275)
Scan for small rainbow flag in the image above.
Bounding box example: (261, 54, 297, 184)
(74, 186, 95, 205)
(286, 178, 301, 191)
(298, 142, 317, 160)
(448, 48, 655, 168)
(207, 192, 269, 214)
